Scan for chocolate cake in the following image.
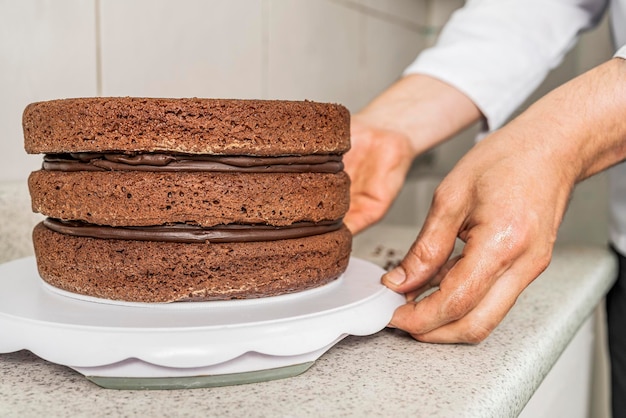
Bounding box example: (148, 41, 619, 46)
(24, 97, 352, 302)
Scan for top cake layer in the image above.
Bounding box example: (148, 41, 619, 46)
(23, 97, 350, 156)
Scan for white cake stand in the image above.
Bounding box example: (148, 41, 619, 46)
(0, 256, 404, 390)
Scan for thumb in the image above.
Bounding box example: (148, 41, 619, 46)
(382, 205, 461, 294)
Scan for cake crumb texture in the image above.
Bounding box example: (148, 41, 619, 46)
(25, 97, 353, 302)
(28, 170, 350, 227)
(23, 97, 350, 156)
(33, 222, 352, 302)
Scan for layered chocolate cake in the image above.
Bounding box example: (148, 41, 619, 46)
(24, 97, 352, 302)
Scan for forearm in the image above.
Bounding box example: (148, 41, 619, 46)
(504, 57, 626, 185)
(381, 57, 626, 344)
(405, 0, 605, 130)
(355, 74, 482, 157)
(344, 74, 481, 233)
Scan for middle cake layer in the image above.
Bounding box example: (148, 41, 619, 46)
(28, 170, 350, 227)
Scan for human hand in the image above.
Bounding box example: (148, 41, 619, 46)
(343, 116, 417, 234)
(342, 74, 481, 235)
(383, 129, 575, 343)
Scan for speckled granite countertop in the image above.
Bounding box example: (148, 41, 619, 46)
(0, 217, 618, 417)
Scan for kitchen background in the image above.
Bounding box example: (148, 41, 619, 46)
(0, 0, 615, 243)
(0, 0, 616, 416)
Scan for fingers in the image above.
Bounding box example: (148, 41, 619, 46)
(403, 257, 544, 344)
(373, 117, 571, 344)
(388, 226, 552, 342)
(343, 121, 416, 234)
(388, 238, 509, 335)
(382, 185, 465, 294)
(404, 255, 461, 302)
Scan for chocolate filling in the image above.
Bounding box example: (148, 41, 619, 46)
(43, 153, 344, 173)
(43, 218, 344, 243)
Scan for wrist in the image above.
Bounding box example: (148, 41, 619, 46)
(355, 73, 482, 155)
(504, 57, 626, 185)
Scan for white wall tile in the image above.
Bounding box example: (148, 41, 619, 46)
(99, 0, 263, 99)
(382, 175, 440, 228)
(356, 14, 426, 111)
(266, 0, 362, 110)
(267, 0, 427, 113)
(358, 0, 429, 28)
(576, 13, 614, 72)
(427, 0, 464, 28)
(559, 173, 609, 245)
(0, 0, 98, 182)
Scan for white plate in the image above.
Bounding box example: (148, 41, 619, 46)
(0, 256, 404, 389)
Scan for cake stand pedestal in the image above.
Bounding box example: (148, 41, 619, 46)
(0, 256, 404, 390)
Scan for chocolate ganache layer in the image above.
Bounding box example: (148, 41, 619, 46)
(43, 218, 344, 243)
(43, 153, 344, 173)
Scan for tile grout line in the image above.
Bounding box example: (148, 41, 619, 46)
(94, 0, 102, 97)
(425, 0, 434, 29)
(424, 0, 439, 47)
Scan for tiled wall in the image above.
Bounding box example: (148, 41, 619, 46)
(0, 0, 614, 244)
(0, 0, 453, 182)
(0, 3, 616, 415)
(1, 0, 98, 183)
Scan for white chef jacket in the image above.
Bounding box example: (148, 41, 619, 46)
(404, 0, 626, 255)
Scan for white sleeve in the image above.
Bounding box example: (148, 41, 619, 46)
(404, 0, 607, 130)
(616, 45, 626, 58)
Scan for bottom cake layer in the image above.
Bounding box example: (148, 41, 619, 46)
(32, 222, 352, 303)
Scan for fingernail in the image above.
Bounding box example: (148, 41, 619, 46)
(384, 266, 406, 287)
